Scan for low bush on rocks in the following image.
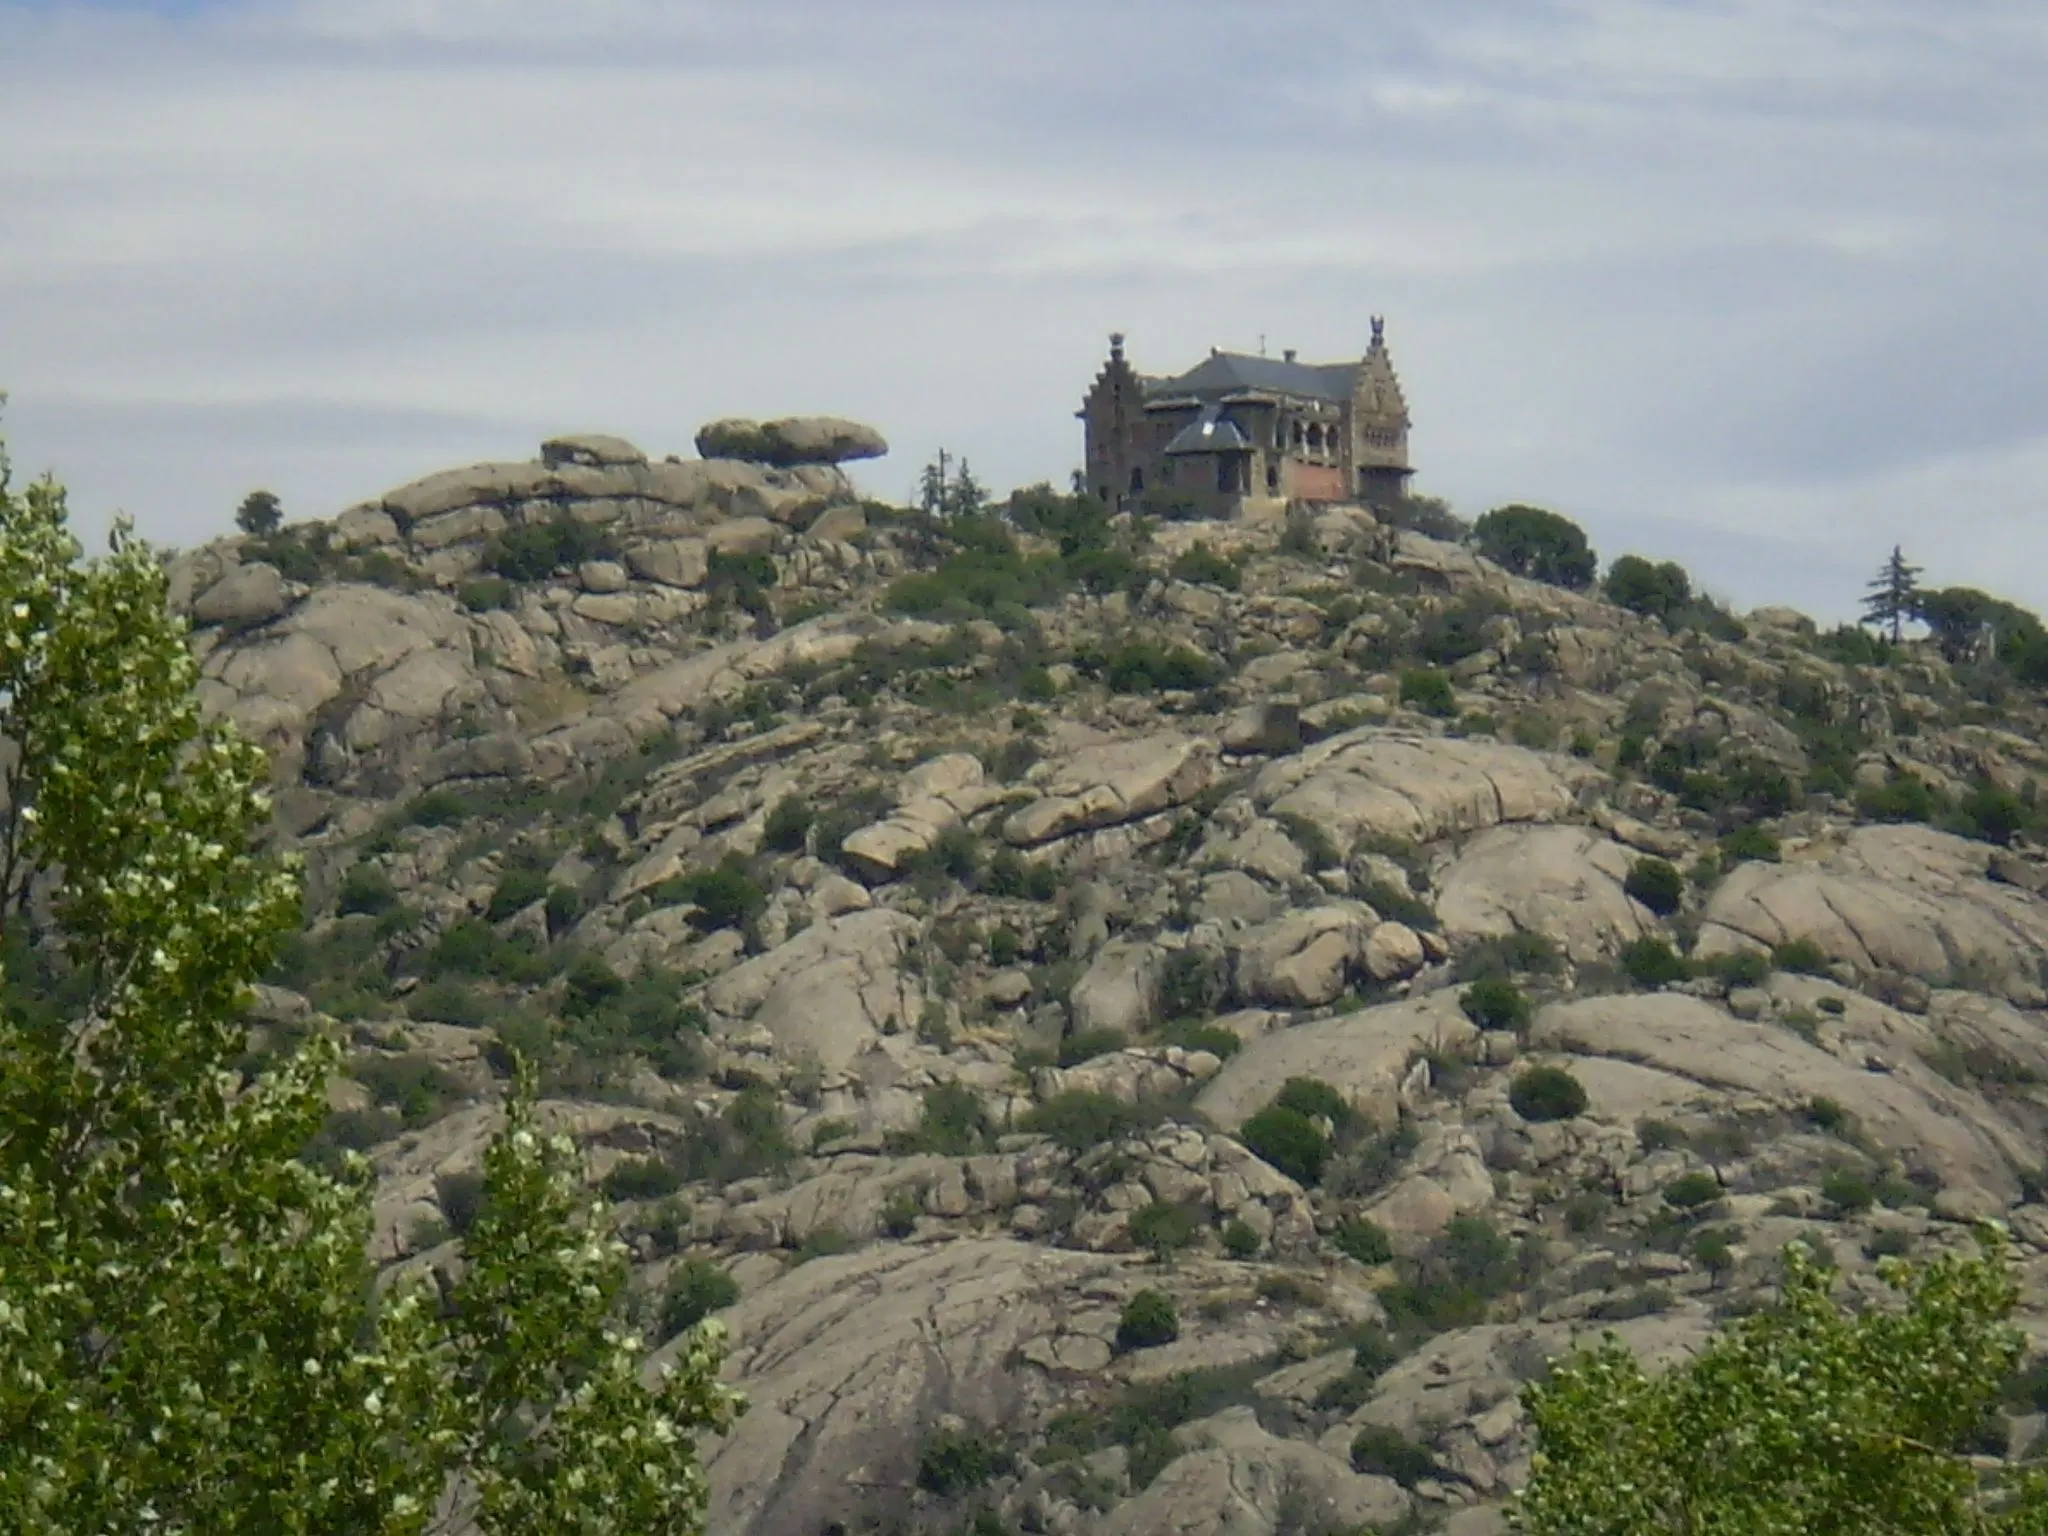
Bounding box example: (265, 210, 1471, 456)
(1770, 937, 1833, 977)
(1331, 1216, 1394, 1266)
(1379, 1215, 1532, 1335)
(1115, 1288, 1181, 1351)
(1511, 1065, 1589, 1123)
(761, 794, 814, 853)
(1621, 936, 1691, 989)
(336, 862, 398, 917)
(1461, 975, 1531, 1033)
(485, 510, 617, 582)
(1454, 930, 1562, 981)
(1130, 1200, 1200, 1262)
(916, 1425, 1016, 1498)
(601, 1155, 683, 1202)
(1021, 1090, 1149, 1153)
(1219, 1218, 1261, 1258)
(1663, 1171, 1722, 1210)
(1241, 1106, 1330, 1187)
(1624, 856, 1685, 916)
(1398, 666, 1457, 717)
(892, 1082, 992, 1156)
(1073, 636, 1223, 694)
(1350, 1424, 1441, 1488)
(1719, 823, 1782, 864)
(1170, 542, 1243, 590)
(658, 1257, 739, 1340)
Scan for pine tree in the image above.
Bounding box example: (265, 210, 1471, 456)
(946, 459, 987, 518)
(1862, 545, 1922, 643)
(234, 488, 283, 537)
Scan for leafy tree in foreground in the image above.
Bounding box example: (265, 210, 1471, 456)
(235, 487, 284, 536)
(0, 440, 742, 1533)
(1513, 1231, 2048, 1534)
(1472, 504, 1598, 590)
(1862, 544, 1922, 644)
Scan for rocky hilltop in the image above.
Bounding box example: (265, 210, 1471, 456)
(174, 424, 2048, 1536)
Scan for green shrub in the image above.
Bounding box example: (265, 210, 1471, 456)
(1471, 504, 1596, 589)
(1604, 554, 1692, 621)
(1719, 824, 1782, 864)
(880, 1187, 921, 1238)
(671, 1084, 793, 1184)
(1240, 1105, 1329, 1186)
(1272, 1076, 1353, 1127)
(1129, 1201, 1200, 1262)
(1358, 878, 1435, 931)
(657, 854, 767, 934)
(1398, 667, 1456, 717)
(1159, 1019, 1241, 1059)
(433, 1168, 487, 1235)
(1702, 949, 1772, 988)
(1350, 1424, 1440, 1488)
(1219, 1218, 1261, 1259)
(406, 978, 498, 1029)
(1461, 976, 1531, 1033)
(1804, 1096, 1852, 1135)
(1331, 1216, 1394, 1265)
(1770, 937, 1832, 977)
(486, 511, 616, 582)
(486, 865, 550, 922)
(601, 1155, 683, 1202)
(1620, 936, 1690, 989)
(336, 863, 398, 917)
(1954, 781, 2031, 846)
(761, 795, 814, 853)
(1821, 1165, 1875, 1215)
(1116, 1288, 1180, 1351)
(1379, 1215, 1527, 1334)
(1157, 947, 1230, 1022)
(916, 1425, 1015, 1498)
(1022, 1090, 1143, 1153)
(351, 1052, 462, 1128)
(1170, 542, 1243, 591)
(1856, 769, 1943, 825)
(658, 1258, 739, 1339)
(1510, 1065, 1588, 1123)
(1454, 931, 1562, 981)
(983, 846, 1058, 901)
(1624, 857, 1685, 916)
(1077, 637, 1223, 694)
(458, 576, 514, 612)
(1663, 1171, 1722, 1210)
(542, 884, 583, 938)
(896, 1082, 991, 1156)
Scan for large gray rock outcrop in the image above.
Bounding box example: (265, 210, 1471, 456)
(1004, 733, 1217, 847)
(1694, 825, 2048, 999)
(1252, 732, 1594, 851)
(1435, 824, 1654, 962)
(694, 415, 888, 466)
(703, 908, 925, 1074)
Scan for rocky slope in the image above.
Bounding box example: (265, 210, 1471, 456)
(173, 425, 2048, 1536)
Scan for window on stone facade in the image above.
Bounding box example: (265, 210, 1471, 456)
(1266, 461, 1279, 492)
(1129, 467, 1145, 493)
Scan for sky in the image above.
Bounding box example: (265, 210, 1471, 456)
(2, 0, 2046, 623)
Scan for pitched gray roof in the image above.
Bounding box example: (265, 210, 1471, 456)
(1163, 405, 1253, 455)
(1146, 351, 1357, 403)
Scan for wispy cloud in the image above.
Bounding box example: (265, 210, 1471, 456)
(1, 0, 2044, 620)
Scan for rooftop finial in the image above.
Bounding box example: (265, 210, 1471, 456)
(1370, 315, 1386, 347)
(1109, 331, 1126, 362)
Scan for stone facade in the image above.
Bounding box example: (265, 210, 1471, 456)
(1077, 319, 1413, 520)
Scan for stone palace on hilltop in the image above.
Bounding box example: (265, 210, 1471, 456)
(1078, 318, 1413, 519)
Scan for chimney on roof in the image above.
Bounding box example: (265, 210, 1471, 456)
(1283, 348, 1297, 363)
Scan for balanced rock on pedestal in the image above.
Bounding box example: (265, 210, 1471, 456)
(694, 416, 888, 467)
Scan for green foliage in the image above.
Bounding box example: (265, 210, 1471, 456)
(983, 846, 1060, 902)
(672, 1085, 794, 1184)
(1398, 666, 1456, 717)
(1821, 1165, 1876, 1215)
(1510, 1065, 1589, 1123)
(1116, 1288, 1181, 1351)
(1770, 937, 1833, 977)
(1856, 768, 1943, 825)
(1604, 554, 1692, 621)
(1461, 975, 1531, 1033)
(917, 1424, 1015, 1498)
(234, 488, 284, 537)
(656, 853, 767, 934)
(1472, 504, 1597, 589)
(1623, 856, 1685, 916)
(1454, 930, 1562, 981)
(601, 1155, 684, 1202)
(1022, 1090, 1151, 1153)
(1349, 1424, 1440, 1488)
(486, 863, 551, 922)
(1331, 1216, 1394, 1266)
(0, 443, 743, 1531)
(459, 575, 515, 612)
(486, 510, 618, 582)
(761, 795, 814, 853)
(1662, 1171, 1723, 1210)
(1219, 1218, 1261, 1259)
(336, 860, 399, 916)
(1719, 823, 1782, 864)
(1157, 947, 1231, 1022)
(1169, 541, 1243, 590)
(1621, 936, 1691, 989)
(658, 1258, 740, 1341)
(894, 1082, 992, 1156)
(1073, 636, 1223, 694)
(353, 1051, 465, 1127)
(1129, 1200, 1200, 1262)
(1241, 1104, 1330, 1186)
(1379, 1215, 1528, 1334)
(1515, 1235, 2040, 1535)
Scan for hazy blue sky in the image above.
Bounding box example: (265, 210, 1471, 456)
(3, 0, 2045, 621)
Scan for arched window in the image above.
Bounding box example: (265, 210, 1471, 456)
(1129, 466, 1145, 493)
